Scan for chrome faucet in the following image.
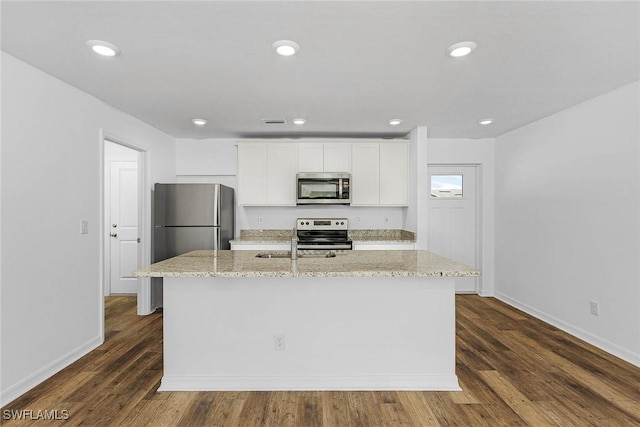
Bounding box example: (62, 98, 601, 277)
(291, 227, 298, 260)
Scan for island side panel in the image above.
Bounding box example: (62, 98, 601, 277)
(160, 275, 459, 391)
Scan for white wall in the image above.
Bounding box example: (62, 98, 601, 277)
(495, 81, 640, 366)
(175, 138, 408, 232)
(427, 138, 495, 295)
(0, 53, 176, 405)
(404, 126, 429, 247)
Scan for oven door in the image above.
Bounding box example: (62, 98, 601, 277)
(296, 173, 350, 205)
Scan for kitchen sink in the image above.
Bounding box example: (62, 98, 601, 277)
(255, 251, 336, 259)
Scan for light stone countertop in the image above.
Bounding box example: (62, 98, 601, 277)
(230, 229, 416, 245)
(135, 249, 479, 278)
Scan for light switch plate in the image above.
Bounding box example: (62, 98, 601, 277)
(80, 219, 89, 234)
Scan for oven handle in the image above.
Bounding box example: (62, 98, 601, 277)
(297, 244, 352, 250)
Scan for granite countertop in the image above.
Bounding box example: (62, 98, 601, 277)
(135, 249, 479, 278)
(230, 229, 416, 245)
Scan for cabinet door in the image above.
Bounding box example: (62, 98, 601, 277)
(267, 143, 298, 205)
(237, 143, 267, 205)
(380, 143, 409, 205)
(298, 143, 324, 172)
(353, 242, 416, 250)
(351, 143, 380, 205)
(324, 143, 351, 172)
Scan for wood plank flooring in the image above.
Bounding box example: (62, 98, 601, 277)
(2, 295, 639, 426)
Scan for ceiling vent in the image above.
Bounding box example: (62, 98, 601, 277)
(261, 118, 287, 125)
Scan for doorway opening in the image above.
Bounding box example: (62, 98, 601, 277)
(427, 164, 481, 293)
(100, 131, 152, 342)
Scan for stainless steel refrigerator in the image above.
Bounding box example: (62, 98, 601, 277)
(151, 183, 235, 308)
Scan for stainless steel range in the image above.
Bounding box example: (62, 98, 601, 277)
(296, 218, 352, 250)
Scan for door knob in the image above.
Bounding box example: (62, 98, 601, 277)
(112, 224, 117, 228)
(110, 233, 118, 238)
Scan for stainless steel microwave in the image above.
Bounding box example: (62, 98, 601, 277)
(296, 173, 351, 205)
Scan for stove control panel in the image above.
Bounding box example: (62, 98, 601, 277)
(297, 218, 348, 230)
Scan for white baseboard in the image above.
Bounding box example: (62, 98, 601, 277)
(495, 292, 640, 368)
(0, 335, 103, 407)
(158, 374, 461, 392)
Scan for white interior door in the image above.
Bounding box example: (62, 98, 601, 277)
(427, 165, 478, 293)
(109, 160, 139, 294)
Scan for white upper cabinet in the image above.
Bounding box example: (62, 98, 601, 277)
(351, 142, 409, 206)
(323, 143, 351, 172)
(380, 143, 409, 205)
(297, 143, 324, 172)
(267, 143, 298, 205)
(238, 139, 407, 207)
(297, 142, 351, 173)
(237, 142, 297, 206)
(351, 143, 380, 205)
(237, 143, 268, 205)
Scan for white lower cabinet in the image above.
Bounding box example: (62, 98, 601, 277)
(230, 243, 290, 251)
(352, 242, 416, 250)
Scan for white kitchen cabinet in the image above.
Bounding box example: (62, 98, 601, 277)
(353, 242, 416, 250)
(351, 143, 380, 205)
(237, 143, 268, 205)
(297, 143, 324, 172)
(230, 243, 290, 251)
(323, 143, 351, 172)
(267, 143, 298, 205)
(237, 142, 297, 206)
(298, 142, 351, 173)
(379, 143, 409, 205)
(238, 139, 407, 207)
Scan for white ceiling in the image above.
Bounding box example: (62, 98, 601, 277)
(2, 1, 639, 140)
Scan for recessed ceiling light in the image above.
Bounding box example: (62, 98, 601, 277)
(273, 40, 300, 56)
(292, 118, 306, 125)
(192, 118, 207, 126)
(447, 41, 477, 58)
(86, 40, 120, 57)
(389, 119, 403, 126)
(478, 118, 494, 125)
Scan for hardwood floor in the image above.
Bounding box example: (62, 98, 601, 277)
(2, 295, 639, 426)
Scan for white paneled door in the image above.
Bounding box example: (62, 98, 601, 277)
(427, 165, 478, 293)
(109, 161, 139, 294)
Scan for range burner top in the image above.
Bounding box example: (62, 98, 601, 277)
(296, 218, 352, 250)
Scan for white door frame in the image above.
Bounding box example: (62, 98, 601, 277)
(426, 163, 482, 294)
(99, 130, 152, 339)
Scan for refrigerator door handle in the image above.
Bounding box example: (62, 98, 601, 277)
(213, 184, 220, 227)
(213, 227, 221, 250)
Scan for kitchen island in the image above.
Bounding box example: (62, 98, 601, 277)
(135, 250, 479, 391)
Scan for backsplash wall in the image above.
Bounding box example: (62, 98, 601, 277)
(175, 174, 407, 232)
(238, 205, 407, 231)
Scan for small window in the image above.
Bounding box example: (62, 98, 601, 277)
(431, 175, 463, 198)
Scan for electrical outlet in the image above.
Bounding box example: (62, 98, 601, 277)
(590, 301, 599, 316)
(273, 334, 285, 351)
(258, 216, 264, 225)
(356, 216, 361, 223)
